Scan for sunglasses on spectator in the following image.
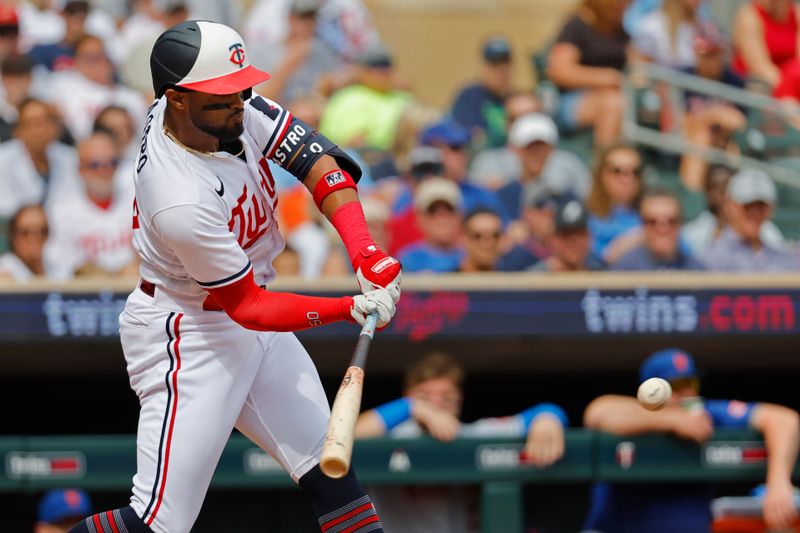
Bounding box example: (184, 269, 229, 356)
(608, 165, 642, 177)
(14, 226, 48, 238)
(468, 231, 501, 241)
(643, 216, 680, 227)
(82, 158, 119, 170)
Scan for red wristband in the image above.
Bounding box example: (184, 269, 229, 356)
(312, 169, 357, 210)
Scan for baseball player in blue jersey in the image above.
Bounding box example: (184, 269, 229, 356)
(69, 20, 401, 533)
(582, 348, 799, 532)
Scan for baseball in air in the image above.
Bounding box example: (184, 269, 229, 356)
(637, 378, 672, 411)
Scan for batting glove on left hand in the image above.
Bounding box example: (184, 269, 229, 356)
(355, 245, 401, 304)
(350, 288, 396, 328)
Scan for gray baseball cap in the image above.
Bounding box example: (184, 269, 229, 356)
(727, 168, 776, 205)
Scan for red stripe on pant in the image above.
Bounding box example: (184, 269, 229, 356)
(92, 514, 104, 532)
(105, 511, 120, 533)
(146, 313, 183, 526)
(320, 503, 375, 531)
(341, 515, 381, 533)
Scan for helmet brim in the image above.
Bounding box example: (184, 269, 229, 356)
(177, 64, 271, 95)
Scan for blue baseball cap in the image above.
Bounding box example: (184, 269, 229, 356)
(38, 488, 92, 524)
(420, 119, 470, 148)
(483, 37, 512, 63)
(639, 348, 698, 382)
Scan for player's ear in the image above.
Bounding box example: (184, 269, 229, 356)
(164, 87, 189, 110)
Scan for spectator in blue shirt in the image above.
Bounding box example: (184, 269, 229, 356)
(702, 168, 798, 272)
(28, 1, 89, 72)
(419, 119, 509, 222)
(586, 142, 645, 265)
(613, 187, 705, 271)
(450, 37, 513, 149)
(356, 352, 568, 533)
(583, 348, 800, 532)
(397, 178, 465, 273)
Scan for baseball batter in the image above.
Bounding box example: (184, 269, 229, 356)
(69, 20, 401, 533)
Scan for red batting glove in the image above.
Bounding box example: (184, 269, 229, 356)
(355, 244, 401, 303)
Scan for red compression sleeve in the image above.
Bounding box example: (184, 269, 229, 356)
(330, 201, 375, 267)
(207, 270, 353, 331)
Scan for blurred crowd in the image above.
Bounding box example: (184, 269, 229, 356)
(0, 0, 797, 283)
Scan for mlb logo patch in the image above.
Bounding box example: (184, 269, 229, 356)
(326, 171, 346, 187)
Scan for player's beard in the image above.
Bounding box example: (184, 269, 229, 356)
(190, 110, 244, 142)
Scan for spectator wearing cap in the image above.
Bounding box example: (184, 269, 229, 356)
(683, 165, 784, 256)
(385, 146, 444, 256)
(0, 54, 33, 141)
(613, 187, 705, 271)
(450, 36, 514, 149)
(679, 24, 748, 190)
(498, 186, 559, 271)
(531, 199, 604, 272)
(0, 204, 53, 281)
(418, 119, 508, 221)
(35, 488, 92, 532)
(0, 98, 79, 218)
(319, 43, 413, 151)
(397, 178, 465, 273)
(702, 169, 797, 271)
(546, 0, 629, 147)
(583, 348, 800, 532)
(496, 112, 590, 221)
(256, 0, 345, 103)
(46, 34, 146, 140)
(456, 208, 505, 272)
(468, 91, 542, 189)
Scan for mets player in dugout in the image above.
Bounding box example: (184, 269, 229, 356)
(69, 20, 400, 533)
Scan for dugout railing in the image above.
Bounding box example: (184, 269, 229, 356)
(0, 430, 792, 533)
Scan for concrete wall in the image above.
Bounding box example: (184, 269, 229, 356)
(364, 0, 580, 109)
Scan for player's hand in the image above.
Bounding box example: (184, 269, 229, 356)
(350, 288, 396, 328)
(669, 410, 714, 444)
(763, 479, 798, 530)
(411, 399, 460, 442)
(523, 414, 565, 468)
(355, 245, 402, 303)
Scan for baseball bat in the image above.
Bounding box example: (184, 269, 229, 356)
(320, 313, 378, 479)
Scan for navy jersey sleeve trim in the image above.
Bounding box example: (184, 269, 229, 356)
(196, 261, 252, 288)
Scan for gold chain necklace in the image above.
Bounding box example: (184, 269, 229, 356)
(163, 126, 244, 159)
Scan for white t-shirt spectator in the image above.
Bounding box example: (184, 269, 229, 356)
(632, 10, 697, 68)
(682, 210, 785, 256)
(45, 188, 135, 279)
(44, 70, 147, 140)
(0, 139, 80, 217)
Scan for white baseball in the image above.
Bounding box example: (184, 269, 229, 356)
(637, 378, 672, 411)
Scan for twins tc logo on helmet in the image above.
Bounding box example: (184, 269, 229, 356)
(228, 43, 245, 68)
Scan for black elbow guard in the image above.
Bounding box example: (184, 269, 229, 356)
(273, 117, 362, 183)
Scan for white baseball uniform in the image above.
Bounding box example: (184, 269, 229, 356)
(123, 94, 332, 533)
(46, 188, 136, 279)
